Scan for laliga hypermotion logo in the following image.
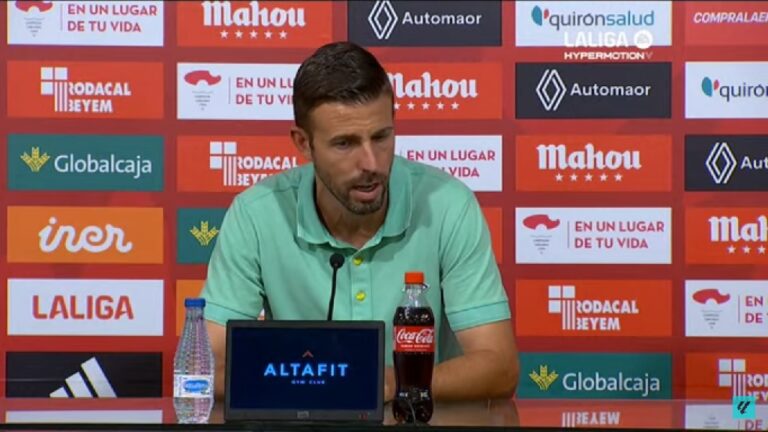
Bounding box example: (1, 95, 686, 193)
(184, 70, 222, 110)
(263, 350, 349, 386)
(705, 142, 737, 185)
(368, 0, 398, 40)
(693, 288, 731, 330)
(16, 1, 54, 37)
(531, 5, 654, 49)
(523, 214, 561, 254)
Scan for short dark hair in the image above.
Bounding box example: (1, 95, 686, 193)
(292, 41, 392, 135)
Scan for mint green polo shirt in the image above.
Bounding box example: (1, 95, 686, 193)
(200, 155, 510, 365)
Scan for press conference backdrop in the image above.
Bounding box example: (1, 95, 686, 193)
(1, 0, 767, 411)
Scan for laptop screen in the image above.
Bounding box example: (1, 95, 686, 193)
(225, 321, 384, 422)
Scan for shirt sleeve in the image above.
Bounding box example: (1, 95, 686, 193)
(200, 195, 265, 325)
(439, 190, 511, 332)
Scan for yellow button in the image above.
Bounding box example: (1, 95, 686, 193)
(355, 291, 366, 302)
(353, 257, 363, 266)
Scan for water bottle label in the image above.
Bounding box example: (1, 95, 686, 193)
(174, 374, 213, 398)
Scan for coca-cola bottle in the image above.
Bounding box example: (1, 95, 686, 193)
(392, 271, 434, 424)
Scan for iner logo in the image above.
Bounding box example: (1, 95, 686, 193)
(263, 350, 349, 386)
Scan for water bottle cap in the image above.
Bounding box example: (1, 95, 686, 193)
(404, 271, 424, 285)
(185, 298, 205, 308)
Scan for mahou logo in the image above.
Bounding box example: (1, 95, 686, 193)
(687, 354, 768, 402)
(516, 280, 672, 337)
(385, 63, 502, 120)
(394, 326, 435, 353)
(177, 136, 305, 192)
(7, 61, 163, 119)
(686, 208, 768, 264)
(516, 135, 672, 192)
(7, 206, 163, 263)
(177, 1, 331, 47)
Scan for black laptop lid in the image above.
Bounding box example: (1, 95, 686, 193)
(225, 320, 385, 423)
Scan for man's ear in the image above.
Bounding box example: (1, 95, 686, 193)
(290, 126, 313, 161)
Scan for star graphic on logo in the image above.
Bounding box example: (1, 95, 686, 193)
(759, 246, 766, 254)
(250, 30, 258, 38)
(220, 30, 228, 39)
(422, 102, 430, 110)
(394, 102, 400, 110)
(600, 173, 608, 181)
(235, 30, 243, 39)
(555, 173, 563, 182)
(728, 245, 736, 254)
(437, 102, 444, 110)
(614, 173, 623, 181)
(265, 31, 273, 39)
(280, 31, 288, 39)
(407, 102, 415, 110)
(570, 173, 578, 181)
(743, 246, 751, 254)
(451, 102, 460, 110)
(584, 173, 593, 182)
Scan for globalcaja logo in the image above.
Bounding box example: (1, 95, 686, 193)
(686, 354, 768, 403)
(177, 136, 304, 192)
(7, 134, 163, 191)
(8, 61, 163, 119)
(516, 1, 672, 49)
(348, 0, 501, 46)
(686, 62, 768, 119)
(686, 280, 768, 337)
(8, 1, 164, 47)
(685, 136, 768, 191)
(176, 1, 332, 48)
(516, 280, 672, 337)
(385, 63, 502, 120)
(263, 350, 349, 386)
(6, 352, 162, 398)
(519, 353, 672, 399)
(177, 208, 227, 264)
(516, 63, 672, 119)
(685, 208, 768, 265)
(7, 278, 164, 336)
(516, 135, 672, 192)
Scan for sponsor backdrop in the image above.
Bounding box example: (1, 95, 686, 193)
(1, 0, 767, 411)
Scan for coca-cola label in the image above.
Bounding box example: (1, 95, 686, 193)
(394, 326, 435, 353)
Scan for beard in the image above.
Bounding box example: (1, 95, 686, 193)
(315, 167, 389, 216)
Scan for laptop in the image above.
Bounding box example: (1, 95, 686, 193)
(224, 320, 385, 424)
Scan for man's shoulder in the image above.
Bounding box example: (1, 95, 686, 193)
(234, 163, 310, 209)
(398, 156, 475, 204)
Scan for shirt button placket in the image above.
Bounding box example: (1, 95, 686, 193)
(350, 254, 373, 319)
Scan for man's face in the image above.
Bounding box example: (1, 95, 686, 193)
(304, 92, 395, 215)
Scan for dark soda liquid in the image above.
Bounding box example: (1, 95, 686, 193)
(393, 306, 435, 424)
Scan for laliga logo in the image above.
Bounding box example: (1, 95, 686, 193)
(16, 1, 54, 37)
(184, 70, 221, 111)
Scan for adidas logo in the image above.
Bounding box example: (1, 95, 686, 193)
(50, 357, 116, 398)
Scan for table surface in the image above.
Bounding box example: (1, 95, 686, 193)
(0, 398, 762, 431)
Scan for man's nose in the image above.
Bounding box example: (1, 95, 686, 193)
(357, 141, 378, 172)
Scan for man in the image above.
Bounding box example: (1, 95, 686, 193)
(201, 41, 519, 402)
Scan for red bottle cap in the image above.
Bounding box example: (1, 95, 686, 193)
(404, 271, 424, 284)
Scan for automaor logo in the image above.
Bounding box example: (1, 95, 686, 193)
(516, 208, 671, 264)
(516, 135, 672, 192)
(516, 63, 671, 119)
(687, 354, 768, 402)
(7, 279, 164, 336)
(520, 353, 671, 399)
(686, 281, 768, 337)
(177, 1, 331, 48)
(7, 134, 163, 191)
(7, 206, 163, 263)
(8, 1, 163, 46)
(395, 135, 501, 192)
(516, 280, 672, 337)
(349, 0, 501, 46)
(685, 1, 768, 46)
(8, 61, 162, 119)
(177, 63, 297, 120)
(686, 62, 768, 119)
(685, 136, 768, 191)
(385, 63, 502, 120)
(685, 208, 768, 264)
(177, 136, 304, 192)
(516, 1, 671, 49)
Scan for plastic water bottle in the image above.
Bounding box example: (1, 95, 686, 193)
(173, 298, 214, 424)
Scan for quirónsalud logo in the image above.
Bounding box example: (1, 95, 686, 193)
(8, 135, 163, 191)
(702, 76, 768, 102)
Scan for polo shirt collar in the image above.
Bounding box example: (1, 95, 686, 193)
(296, 156, 412, 248)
